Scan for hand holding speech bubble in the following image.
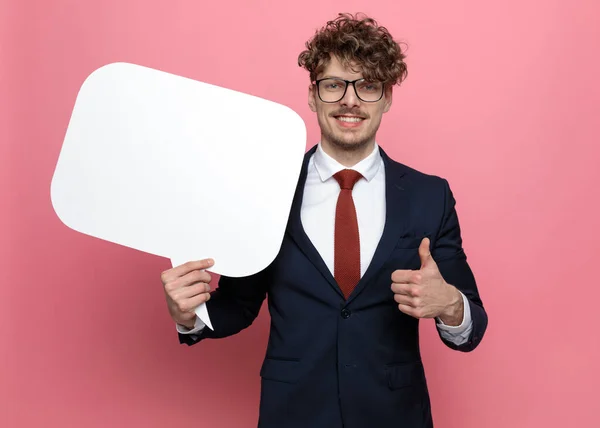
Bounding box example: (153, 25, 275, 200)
(51, 62, 306, 330)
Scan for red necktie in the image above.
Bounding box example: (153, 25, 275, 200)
(333, 169, 363, 299)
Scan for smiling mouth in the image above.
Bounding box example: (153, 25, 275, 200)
(334, 115, 366, 123)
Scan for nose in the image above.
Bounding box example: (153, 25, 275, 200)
(340, 83, 361, 108)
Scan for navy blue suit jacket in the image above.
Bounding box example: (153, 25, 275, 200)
(179, 145, 488, 428)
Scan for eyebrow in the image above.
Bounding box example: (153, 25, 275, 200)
(319, 76, 364, 80)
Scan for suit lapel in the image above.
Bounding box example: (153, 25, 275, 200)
(287, 145, 413, 302)
(286, 145, 345, 299)
(346, 147, 412, 303)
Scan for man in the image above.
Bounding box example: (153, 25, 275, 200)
(161, 13, 487, 428)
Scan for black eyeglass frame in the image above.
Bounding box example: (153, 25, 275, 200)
(313, 78, 385, 103)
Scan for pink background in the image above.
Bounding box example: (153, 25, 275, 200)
(2, 0, 599, 427)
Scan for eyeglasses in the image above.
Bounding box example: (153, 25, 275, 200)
(314, 78, 384, 103)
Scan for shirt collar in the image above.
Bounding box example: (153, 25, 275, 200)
(313, 142, 382, 183)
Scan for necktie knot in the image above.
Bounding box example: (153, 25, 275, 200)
(334, 169, 363, 190)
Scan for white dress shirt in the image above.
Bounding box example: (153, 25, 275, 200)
(179, 143, 473, 345)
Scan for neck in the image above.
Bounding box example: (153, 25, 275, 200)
(320, 139, 376, 167)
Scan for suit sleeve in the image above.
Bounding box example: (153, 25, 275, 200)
(431, 178, 488, 352)
(178, 265, 270, 346)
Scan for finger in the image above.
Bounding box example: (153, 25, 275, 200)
(392, 282, 423, 297)
(393, 293, 414, 307)
(164, 269, 212, 292)
(391, 282, 412, 295)
(161, 259, 214, 283)
(419, 237, 432, 269)
(171, 282, 210, 300)
(176, 292, 211, 313)
(397, 303, 418, 318)
(178, 269, 213, 287)
(391, 269, 414, 283)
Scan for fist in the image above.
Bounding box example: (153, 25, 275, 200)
(391, 237, 462, 324)
(161, 258, 215, 329)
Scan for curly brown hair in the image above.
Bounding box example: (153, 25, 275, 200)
(298, 13, 408, 87)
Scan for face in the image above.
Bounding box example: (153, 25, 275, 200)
(308, 55, 393, 153)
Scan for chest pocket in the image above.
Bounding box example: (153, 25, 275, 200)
(386, 232, 432, 270)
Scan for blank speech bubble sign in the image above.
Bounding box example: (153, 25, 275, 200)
(51, 62, 306, 329)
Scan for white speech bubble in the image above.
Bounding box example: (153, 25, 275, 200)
(51, 62, 306, 329)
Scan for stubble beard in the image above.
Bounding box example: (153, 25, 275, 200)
(328, 133, 372, 153)
(321, 121, 378, 154)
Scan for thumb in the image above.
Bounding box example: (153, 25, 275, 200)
(418, 237, 433, 269)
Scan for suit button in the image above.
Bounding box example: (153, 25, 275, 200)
(341, 309, 351, 319)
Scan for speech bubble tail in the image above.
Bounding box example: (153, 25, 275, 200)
(194, 302, 214, 331)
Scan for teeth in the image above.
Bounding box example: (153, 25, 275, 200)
(337, 116, 363, 123)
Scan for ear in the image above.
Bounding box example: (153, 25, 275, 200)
(383, 86, 393, 113)
(308, 84, 317, 112)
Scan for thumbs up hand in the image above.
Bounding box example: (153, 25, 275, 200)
(391, 237, 464, 326)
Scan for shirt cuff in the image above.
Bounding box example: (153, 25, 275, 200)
(176, 316, 207, 335)
(436, 292, 473, 345)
